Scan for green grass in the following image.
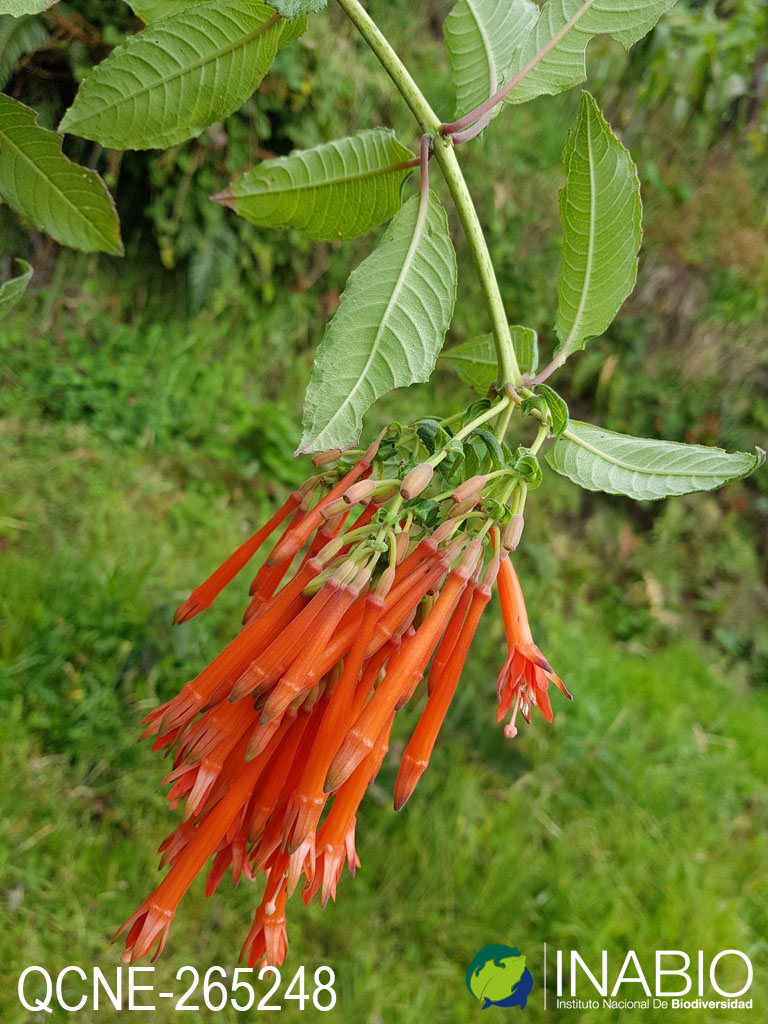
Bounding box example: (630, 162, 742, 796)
(1, 310, 766, 1022)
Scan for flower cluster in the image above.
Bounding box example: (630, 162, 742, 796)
(119, 431, 570, 965)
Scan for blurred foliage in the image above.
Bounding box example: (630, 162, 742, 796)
(615, 0, 768, 153)
(1, 0, 767, 1019)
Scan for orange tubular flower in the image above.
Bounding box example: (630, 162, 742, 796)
(120, 439, 572, 969)
(173, 491, 302, 624)
(496, 556, 572, 737)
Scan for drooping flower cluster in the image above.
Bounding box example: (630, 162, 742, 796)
(119, 432, 571, 965)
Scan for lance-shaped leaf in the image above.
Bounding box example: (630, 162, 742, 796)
(268, 0, 325, 15)
(0, 257, 32, 319)
(0, 14, 49, 89)
(0, 96, 123, 255)
(444, 0, 537, 118)
(298, 192, 457, 453)
(214, 129, 416, 242)
(0, 1, 55, 14)
(504, 0, 676, 106)
(546, 420, 764, 501)
(554, 93, 641, 361)
(441, 327, 538, 393)
(59, 2, 304, 150)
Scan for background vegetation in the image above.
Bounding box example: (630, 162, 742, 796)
(1, 0, 767, 1020)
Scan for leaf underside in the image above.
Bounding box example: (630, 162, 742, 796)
(555, 92, 641, 359)
(505, 0, 677, 106)
(267, 0, 326, 15)
(0, 0, 55, 14)
(0, 95, 123, 255)
(444, 0, 537, 119)
(298, 191, 457, 453)
(441, 327, 538, 393)
(128, 0, 202, 22)
(216, 129, 415, 241)
(0, 257, 33, 319)
(547, 421, 764, 501)
(60, 2, 303, 150)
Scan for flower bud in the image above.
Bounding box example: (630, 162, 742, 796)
(312, 449, 343, 467)
(316, 536, 344, 566)
(343, 479, 377, 504)
(374, 565, 396, 599)
(502, 514, 524, 551)
(457, 539, 483, 578)
(431, 520, 454, 545)
(442, 536, 466, 564)
(361, 435, 383, 468)
(323, 511, 345, 534)
(395, 532, 410, 564)
(481, 556, 501, 589)
(332, 558, 358, 585)
(298, 474, 321, 498)
(373, 480, 400, 502)
(451, 474, 487, 504)
(448, 495, 478, 519)
(351, 564, 374, 595)
(320, 497, 349, 521)
(400, 463, 434, 500)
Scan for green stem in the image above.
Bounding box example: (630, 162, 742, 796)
(426, 395, 510, 469)
(530, 422, 549, 455)
(512, 482, 528, 516)
(494, 398, 515, 442)
(433, 136, 520, 386)
(334, 0, 521, 388)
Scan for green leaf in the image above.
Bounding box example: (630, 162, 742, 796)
(0, 96, 123, 255)
(444, 0, 537, 118)
(461, 397, 493, 427)
(438, 437, 466, 483)
(416, 418, 452, 455)
(482, 497, 513, 523)
(128, 1, 201, 22)
(410, 498, 441, 529)
(441, 326, 538, 392)
(468, 428, 504, 471)
(60, 2, 302, 149)
(514, 448, 543, 488)
(538, 383, 569, 436)
(0, 14, 48, 90)
(267, 0, 325, 15)
(0, 1, 55, 14)
(214, 129, 415, 241)
(0, 257, 32, 319)
(555, 93, 641, 360)
(546, 421, 765, 501)
(521, 393, 547, 419)
(504, 0, 676, 106)
(130, 0, 313, 25)
(298, 191, 457, 453)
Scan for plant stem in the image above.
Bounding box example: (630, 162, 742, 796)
(427, 395, 511, 469)
(434, 136, 520, 386)
(529, 422, 549, 455)
(452, 396, 510, 442)
(494, 398, 515, 442)
(334, 0, 521, 388)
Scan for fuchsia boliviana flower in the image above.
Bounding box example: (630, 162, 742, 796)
(119, 435, 571, 966)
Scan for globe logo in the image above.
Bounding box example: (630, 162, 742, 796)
(466, 944, 533, 1010)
